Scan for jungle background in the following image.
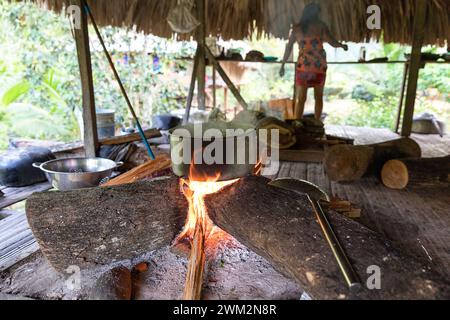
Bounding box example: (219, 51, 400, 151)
(0, 1, 448, 150)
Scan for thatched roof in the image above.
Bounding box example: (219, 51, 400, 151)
(34, 0, 449, 46)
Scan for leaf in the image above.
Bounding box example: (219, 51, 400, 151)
(1, 80, 30, 106)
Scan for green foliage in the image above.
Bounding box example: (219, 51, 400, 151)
(0, 1, 194, 149)
(340, 97, 397, 130)
(6, 103, 72, 139)
(1, 81, 31, 106)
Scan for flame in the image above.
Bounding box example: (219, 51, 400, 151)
(178, 163, 239, 299)
(178, 171, 238, 241)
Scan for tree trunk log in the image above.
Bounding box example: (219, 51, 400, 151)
(204, 176, 450, 300)
(26, 178, 187, 272)
(381, 156, 450, 189)
(324, 138, 421, 182)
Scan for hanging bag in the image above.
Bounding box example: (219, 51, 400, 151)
(167, 0, 200, 34)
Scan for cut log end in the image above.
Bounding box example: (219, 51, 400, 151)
(381, 156, 450, 190)
(324, 138, 421, 182)
(324, 145, 373, 181)
(381, 160, 409, 189)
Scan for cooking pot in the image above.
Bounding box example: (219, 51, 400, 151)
(169, 122, 258, 181)
(33, 158, 123, 191)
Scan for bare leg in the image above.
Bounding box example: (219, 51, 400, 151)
(314, 86, 324, 121)
(294, 85, 308, 120)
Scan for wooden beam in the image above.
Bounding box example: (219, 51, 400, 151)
(73, 0, 98, 157)
(204, 45, 249, 110)
(196, 0, 206, 110)
(401, 0, 427, 137)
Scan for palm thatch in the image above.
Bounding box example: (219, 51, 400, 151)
(32, 0, 449, 45)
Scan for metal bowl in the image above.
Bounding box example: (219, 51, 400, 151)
(33, 158, 123, 191)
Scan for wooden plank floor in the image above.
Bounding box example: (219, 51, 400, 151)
(275, 125, 450, 277)
(0, 182, 51, 210)
(0, 211, 38, 271)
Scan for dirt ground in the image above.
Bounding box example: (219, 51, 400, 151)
(0, 232, 304, 300)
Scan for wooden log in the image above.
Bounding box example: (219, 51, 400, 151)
(381, 156, 450, 189)
(26, 178, 187, 272)
(204, 176, 450, 300)
(324, 138, 421, 182)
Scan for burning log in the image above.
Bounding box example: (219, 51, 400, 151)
(204, 176, 450, 300)
(26, 178, 187, 272)
(324, 138, 421, 182)
(381, 156, 450, 189)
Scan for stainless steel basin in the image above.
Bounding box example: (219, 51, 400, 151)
(33, 158, 123, 191)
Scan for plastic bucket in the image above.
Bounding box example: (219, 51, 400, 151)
(96, 109, 115, 139)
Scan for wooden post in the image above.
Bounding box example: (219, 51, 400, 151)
(196, 0, 206, 110)
(395, 62, 409, 133)
(401, 0, 427, 137)
(73, 0, 98, 157)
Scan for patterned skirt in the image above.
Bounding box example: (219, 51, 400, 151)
(295, 70, 327, 88)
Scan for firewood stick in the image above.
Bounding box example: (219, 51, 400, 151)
(102, 154, 172, 187)
(183, 223, 206, 300)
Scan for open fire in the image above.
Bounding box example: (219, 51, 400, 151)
(177, 170, 239, 300)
